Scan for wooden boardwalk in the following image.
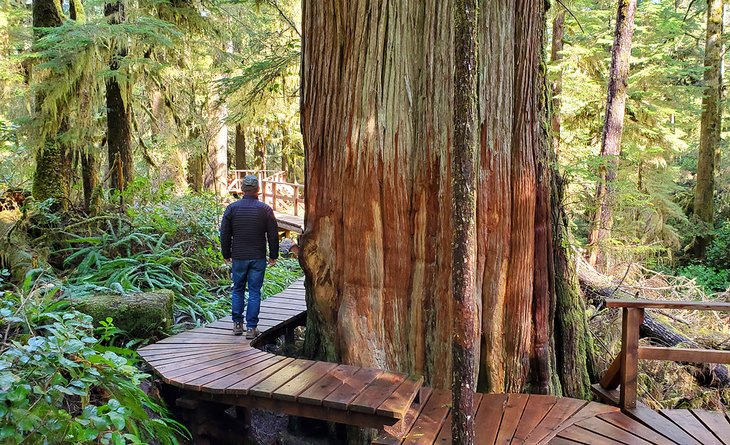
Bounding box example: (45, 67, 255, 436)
(138, 280, 730, 444)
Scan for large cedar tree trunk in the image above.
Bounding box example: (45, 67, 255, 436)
(31, 0, 70, 209)
(587, 0, 637, 271)
(105, 0, 133, 192)
(300, 0, 590, 397)
(693, 0, 723, 258)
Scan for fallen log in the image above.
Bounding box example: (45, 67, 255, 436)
(576, 258, 730, 388)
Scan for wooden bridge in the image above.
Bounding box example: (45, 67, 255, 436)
(138, 281, 730, 444)
(228, 170, 304, 218)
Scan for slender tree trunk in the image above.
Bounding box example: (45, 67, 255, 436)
(300, 0, 587, 405)
(31, 0, 69, 209)
(550, 9, 565, 155)
(254, 129, 267, 172)
(235, 124, 247, 170)
(205, 114, 228, 197)
(81, 151, 99, 212)
(105, 0, 133, 192)
(452, 0, 477, 442)
(587, 0, 637, 271)
(188, 152, 204, 193)
(693, 0, 723, 258)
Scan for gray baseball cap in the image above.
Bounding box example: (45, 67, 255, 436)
(242, 175, 259, 192)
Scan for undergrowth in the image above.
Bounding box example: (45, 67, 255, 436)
(0, 272, 188, 445)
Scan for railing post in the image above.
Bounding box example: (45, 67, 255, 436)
(620, 307, 644, 411)
(272, 182, 278, 211)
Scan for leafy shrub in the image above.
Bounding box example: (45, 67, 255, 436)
(676, 264, 730, 293)
(706, 220, 730, 269)
(0, 280, 187, 444)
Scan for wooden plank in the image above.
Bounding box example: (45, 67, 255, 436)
(376, 376, 424, 418)
(432, 393, 483, 445)
(273, 361, 338, 402)
(660, 409, 723, 445)
(298, 364, 361, 406)
(260, 300, 306, 310)
(523, 398, 587, 445)
(226, 357, 298, 395)
(178, 351, 270, 389)
(600, 356, 622, 390)
(181, 352, 275, 391)
(248, 359, 316, 398)
(473, 393, 508, 444)
(494, 393, 530, 444)
(139, 346, 233, 360)
(206, 355, 287, 393)
(556, 425, 619, 445)
(138, 343, 233, 353)
(350, 372, 406, 416)
(150, 349, 238, 374)
(620, 308, 644, 410)
(624, 405, 701, 445)
(143, 348, 238, 367)
(606, 299, 730, 311)
(323, 367, 382, 410)
(691, 409, 730, 445)
(575, 417, 653, 445)
(165, 349, 261, 382)
(547, 438, 582, 445)
(401, 389, 450, 445)
(638, 346, 730, 365)
(597, 412, 675, 445)
(155, 332, 245, 345)
(373, 387, 434, 445)
(512, 395, 558, 442)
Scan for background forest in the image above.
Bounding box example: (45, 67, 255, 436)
(0, 0, 729, 443)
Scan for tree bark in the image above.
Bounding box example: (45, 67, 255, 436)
(235, 124, 247, 170)
(205, 90, 228, 197)
(81, 151, 99, 212)
(31, 0, 70, 209)
(550, 9, 565, 155)
(300, 0, 588, 401)
(451, 0, 477, 442)
(692, 0, 723, 258)
(587, 0, 637, 272)
(105, 0, 133, 192)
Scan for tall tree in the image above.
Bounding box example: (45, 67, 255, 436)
(452, 0, 477, 442)
(31, 0, 69, 208)
(300, 0, 590, 407)
(550, 8, 565, 154)
(693, 0, 723, 258)
(587, 0, 638, 271)
(105, 0, 133, 192)
(235, 123, 247, 170)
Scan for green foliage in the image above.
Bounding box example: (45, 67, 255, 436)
(0, 280, 188, 444)
(674, 264, 730, 294)
(705, 221, 730, 268)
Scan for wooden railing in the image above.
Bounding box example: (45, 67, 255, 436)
(227, 170, 304, 216)
(599, 299, 730, 411)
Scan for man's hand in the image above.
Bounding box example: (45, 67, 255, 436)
(268, 258, 277, 267)
(225, 258, 231, 264)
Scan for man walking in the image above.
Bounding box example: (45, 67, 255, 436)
(220, 175, 279, 339)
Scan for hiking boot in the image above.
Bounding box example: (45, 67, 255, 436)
(233, 322, 244, 336)
(245, 328, 259, 340)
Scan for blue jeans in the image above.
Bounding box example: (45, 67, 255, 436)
(231, 259, 267, 328)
